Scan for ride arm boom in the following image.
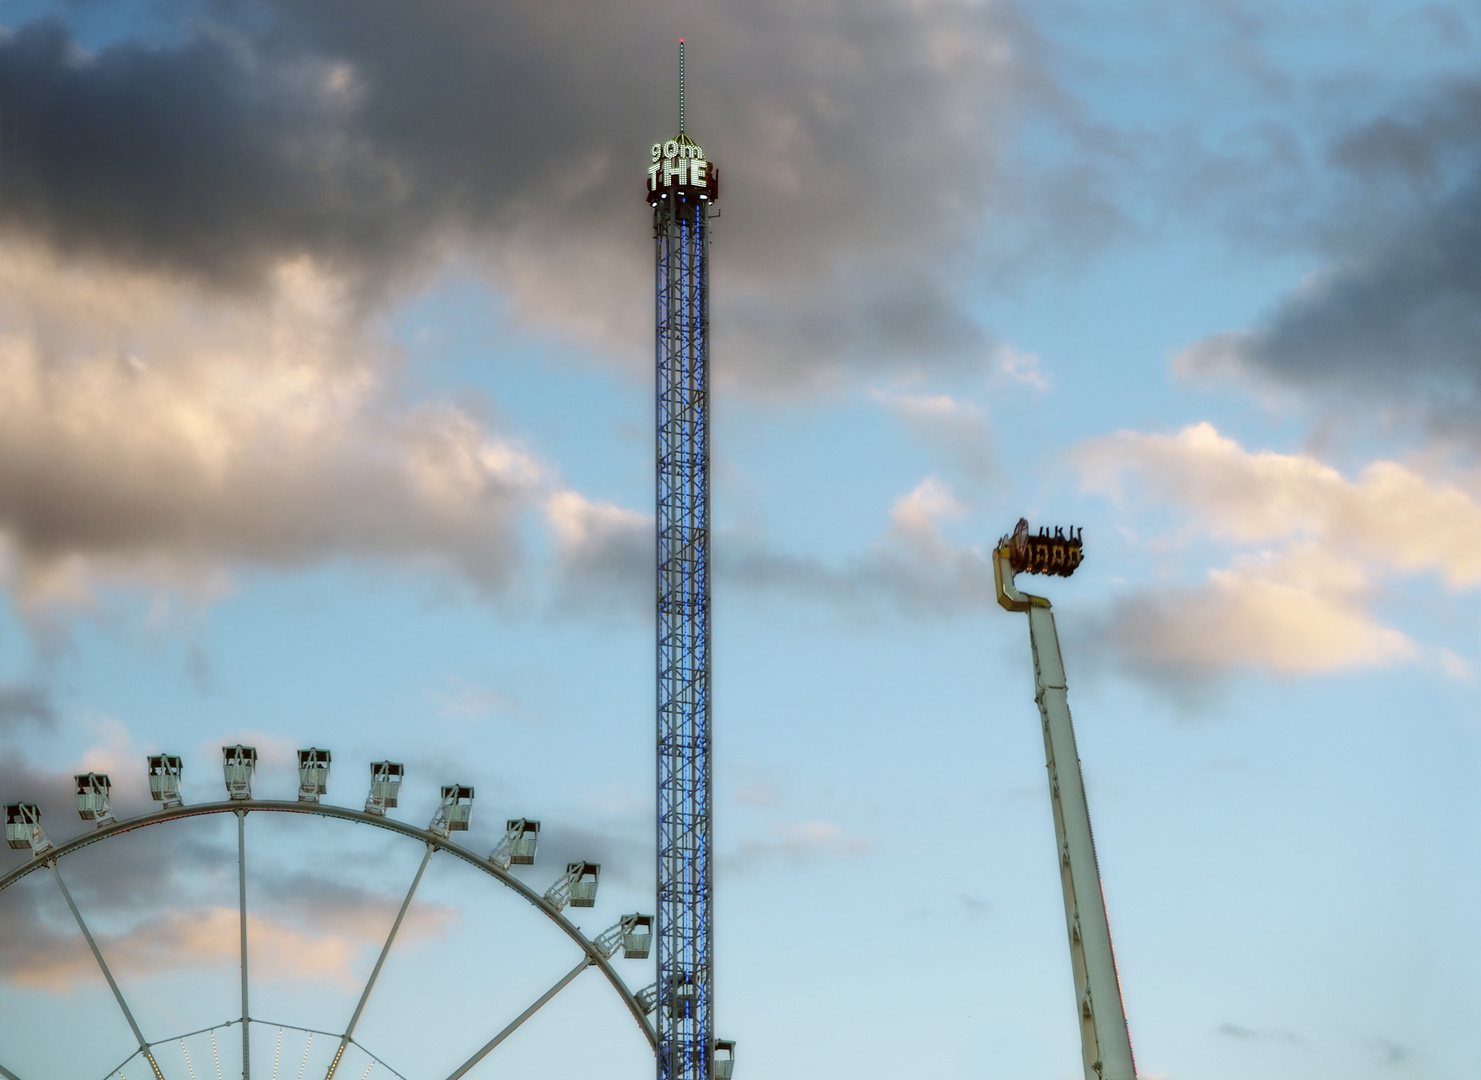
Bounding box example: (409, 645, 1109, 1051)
(997, 544, 1136, 1080)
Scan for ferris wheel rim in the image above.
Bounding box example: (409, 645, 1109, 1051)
(0, 798, 657, 1052)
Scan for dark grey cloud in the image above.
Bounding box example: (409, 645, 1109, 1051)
(0, 751, 77, 839)
(0, 749, 236, 908)
(1176, 78, 1481, 439)
(543, 492, 651, 617)
(535, 820, 651, 891)
(0, 682, 54, 727)
(547, 480, 1004, 623)
(0, 0, 1056, 601)
(0, 0, 1050, 385)
(1064, 595, 1234, 715)
(724, 542, 998, 621)
(0, 17, 415, 290)
(1217, 1021, 1300, 1043)
(1372, 1037, 1413, 1066)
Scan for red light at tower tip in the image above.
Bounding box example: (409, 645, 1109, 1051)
(649, 38, 717, 203)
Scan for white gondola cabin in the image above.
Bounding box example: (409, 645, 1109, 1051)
(5, 803, 44, 851)
(297, 748, 331, 802)
(222, 745, 257, 800)
(621, 914, 653, 959)
(147, 754, 184, 808)
(543, 860, 601, 910)
(74, 773, 115, 825)
(431, 784, 474, 836)
(490, 818, 540, 868)
(714, 1040, 736, 1080)
(568, 861, 600, 907)
(365, 761, 404, 815)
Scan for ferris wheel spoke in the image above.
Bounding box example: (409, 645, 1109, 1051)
(440, 957, 594, 1080)
(47, 860, 169, 1080)
(322, 844, 435, 1080)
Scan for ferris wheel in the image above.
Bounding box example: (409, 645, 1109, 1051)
(0, 746, 665, 1080)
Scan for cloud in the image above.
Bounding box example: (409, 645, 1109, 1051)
(543, 490, 650, 611)
(1173, 79, 1481, 438)
(1217, 1021, 1300, 1043)
(723, 821, 875, 873)
(540, 474, 1004, 622)
(0, 244, 544, 608)
(725, 476, 999, 619)
(0, 682, 54, 728)
(733, 783, 782, 808)
(1074, 423, 1481, 691)
(534, 820, 651, 890)
(0, 0, 1055, 389)
(1076, 423, 1481, 589)
(0, 0, 1073, 609)
(0, 773, 457, 993)
(255, 869, 457, 946)
(1098, 547, 1416, 686)
(994, 344, 1052, 392)
(957, 893, 993, 919)
(0, 903, 449, 992)
(423, 675, 540, 723)
(875, 391, 998, 485)
(1372, 1037, 1412, 1066)
(889, 476, 967, 541)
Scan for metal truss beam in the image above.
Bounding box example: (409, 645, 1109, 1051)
(654, 179, 714, 1080)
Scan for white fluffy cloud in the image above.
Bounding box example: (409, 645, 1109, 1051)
(1101, 548, 1417, 680)
(1, 901, 457, 993)
(1074, 423, 1480, 683)
(1078, 422, 1481, 587)
(0, 244, 659, 612)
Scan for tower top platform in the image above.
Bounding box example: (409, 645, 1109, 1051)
(646, 134, 719, 205)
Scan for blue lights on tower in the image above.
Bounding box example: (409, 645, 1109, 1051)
(646, 41, 726, 1080)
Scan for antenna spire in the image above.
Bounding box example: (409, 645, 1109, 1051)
(679, 40, 685, 134)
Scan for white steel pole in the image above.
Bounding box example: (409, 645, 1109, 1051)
(324, 843, 435, 1079)
(50, 861, 169, 1080)
(442, 958, 593, 1080)
(997, 549, 1136, 1080)
(237, 809, 251, 1080)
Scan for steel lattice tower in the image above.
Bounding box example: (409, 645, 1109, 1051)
(646, 41, 724, 1080)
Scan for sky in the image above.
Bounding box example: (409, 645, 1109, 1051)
(0, 0, 1477, 1078)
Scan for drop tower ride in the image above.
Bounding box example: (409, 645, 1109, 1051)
(646, 42, 727, 1080)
